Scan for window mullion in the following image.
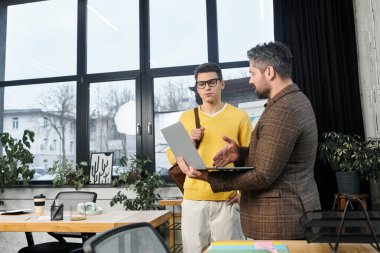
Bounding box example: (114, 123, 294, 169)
(76, 0, 89, 165)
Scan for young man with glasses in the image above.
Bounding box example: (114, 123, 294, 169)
(167, 62, 253, 253)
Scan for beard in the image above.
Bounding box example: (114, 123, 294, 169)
(253, 77, 270, 99)
(254, 86, 269, 99)
(255, 89, 265, 99)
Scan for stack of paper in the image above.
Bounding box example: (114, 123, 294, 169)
(207, 241, 290, 253)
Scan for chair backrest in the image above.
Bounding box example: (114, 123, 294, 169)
(48, 191, 98, 241)
(83, 222, 169, 253)
(55, 191, 97, 208)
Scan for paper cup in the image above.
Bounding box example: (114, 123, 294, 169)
(34, 194, 46, 215)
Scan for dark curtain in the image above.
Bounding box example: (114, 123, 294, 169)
(273, 0, 366, 208)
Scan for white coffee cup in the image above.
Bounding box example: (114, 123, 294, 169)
(33, 194, 46, 215)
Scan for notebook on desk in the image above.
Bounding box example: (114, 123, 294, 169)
(161, 121, 253, 171)
(0, 209, 34, 215)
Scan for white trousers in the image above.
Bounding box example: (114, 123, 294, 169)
(181, 199, 245, 253)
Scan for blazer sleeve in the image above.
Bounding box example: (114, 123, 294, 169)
(233, 112, 253, 166)
(209, 105, 301, 192)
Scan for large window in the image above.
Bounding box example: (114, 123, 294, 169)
(217, 0, 274, 62)
(89, 80, 137, 164)
(5, 0, 77, 80)
(154, 75, 196, 175)
(87, 0, 139, 73)
(150, 0, 208, 68)
(0, 0, 274, 182)
(3, 82, 77, 173)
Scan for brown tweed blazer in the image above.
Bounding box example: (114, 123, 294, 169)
(208, 84, 321, 240)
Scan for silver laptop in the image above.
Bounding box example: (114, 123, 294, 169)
(161, 122, 253, 171)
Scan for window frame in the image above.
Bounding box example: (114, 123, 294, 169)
(0, 0, 269, 185)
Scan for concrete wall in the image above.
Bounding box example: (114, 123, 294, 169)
(354, 0, 380, 212)
(354, 0, 380, 138)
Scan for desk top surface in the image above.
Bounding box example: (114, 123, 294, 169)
(0, 210, 171, 233)
(159, 199, 183, 206)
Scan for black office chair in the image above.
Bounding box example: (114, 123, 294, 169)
(18, 191, 98, 253)
(83, 222, 170, 253)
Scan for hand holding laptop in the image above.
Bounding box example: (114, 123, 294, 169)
(177, 136, 246, 181)
(176, 156, 208, 180)
(161, 122, 253, 172)
(176, 135, 243, 180)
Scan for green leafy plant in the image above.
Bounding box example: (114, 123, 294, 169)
(319, 132, 364, 174)
(0, 130, 35, 194)
(319, 132, 380, 182)
(110, 155, 164, 210)
(359, 138, 380, 182)
(48, 157, 89, 190)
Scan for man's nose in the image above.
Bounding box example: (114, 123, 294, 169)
(202, 83, 212, 89)
(249, 77, 254, 85)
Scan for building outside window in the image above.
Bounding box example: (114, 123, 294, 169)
(53, 139, 57, 151)
(43, 159, 48, 168)
(0, 0, 273, 181)
(12, 117, 19, 129)
(43, 117, 48, 128)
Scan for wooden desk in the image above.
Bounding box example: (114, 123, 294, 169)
(0, 210, 171, 233)
(205, 240, 378, 253)
(159, 199, 183, 207)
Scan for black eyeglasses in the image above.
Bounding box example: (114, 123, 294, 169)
(195, 78, 221, 89)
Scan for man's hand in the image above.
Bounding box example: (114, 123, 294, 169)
(226, 193, 240, 205)
(177, 156, 209, 181)
(189, 127, 205, 145)
(213, 136, 240, 167)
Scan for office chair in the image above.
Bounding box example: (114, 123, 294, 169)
(83, 222, 170, 253)
(18, 191, 98, 253)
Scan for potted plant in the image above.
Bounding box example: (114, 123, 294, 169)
(110, 154, 164, 210)
(0, 130, 35, 205)
(359, 138, 380, 182)
(360, 137, 380, 210)
(0, 130, 35, 190)
(318, 132, 364, 194)
(47, 157, 89, 190)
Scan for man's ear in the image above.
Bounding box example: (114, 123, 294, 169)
(266, 66, 276, 80)
(220, 80, 225, 90)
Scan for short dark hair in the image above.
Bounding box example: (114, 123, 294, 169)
(194, 62, 223, 80)
(247, 41, 293, 79)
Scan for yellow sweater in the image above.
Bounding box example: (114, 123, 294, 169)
(167, 103, 253, 200)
